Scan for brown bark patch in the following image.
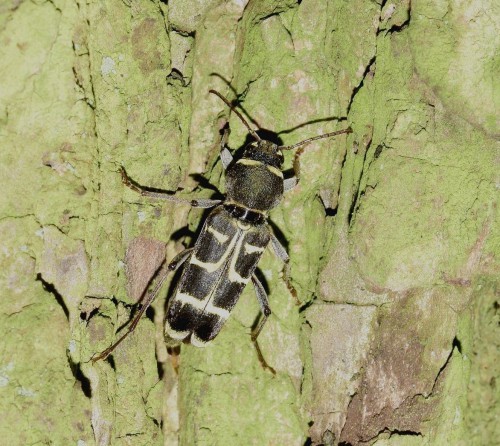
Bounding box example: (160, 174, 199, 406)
(339, 290, 457, 444)
(125, 236, 166, 301)
(131, 18, 165, 74)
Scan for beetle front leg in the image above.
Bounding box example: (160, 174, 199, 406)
(283, 145, 306, 193)
(120, 167, 222, 208)
(219, 124, 233, 170)
(251, 274, 276, 375)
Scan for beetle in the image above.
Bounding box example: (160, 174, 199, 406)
(93, 90, 351, 370)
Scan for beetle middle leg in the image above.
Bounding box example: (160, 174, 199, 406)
(251, 274, 276, 375)
(270, 233, 299, 305)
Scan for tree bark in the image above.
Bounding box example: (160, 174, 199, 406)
(0, 1, 498, 445)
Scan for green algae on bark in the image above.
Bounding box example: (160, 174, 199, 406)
(0, 0, 498, 445)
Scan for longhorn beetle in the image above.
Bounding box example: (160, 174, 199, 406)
(93, 90, 351, 371)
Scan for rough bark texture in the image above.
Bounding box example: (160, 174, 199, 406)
(0, 1, 498, 445)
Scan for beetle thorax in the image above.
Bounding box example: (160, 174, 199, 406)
(225, 140, 284, 214)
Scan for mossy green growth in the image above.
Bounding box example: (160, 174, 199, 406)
(0, 0, 96, 444)
(2, 0, 498, 444)
(410, 0, 499, 136)
(462, 278, 500, 444)
(350, 25, 497, 292)
(0, 217, 94, 446)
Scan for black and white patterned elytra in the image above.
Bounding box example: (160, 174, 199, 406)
(165, 206, 270, 346)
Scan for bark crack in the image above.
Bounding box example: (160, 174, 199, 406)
(36, 272, 70, 321)
(346, 56, 376, 116)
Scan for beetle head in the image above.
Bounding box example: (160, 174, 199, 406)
(243, 139, 284, 168)
(209, 89, 352, 167)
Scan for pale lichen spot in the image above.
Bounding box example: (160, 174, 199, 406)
(0, 362, 14, 387)
(262, 269, 273, 281)
(101, 56, 116, 76)
(17, 387, 36, 397)
(356, 63, 367, 78)
(289, 74, 317, 94)
(453, 405, 462, 425)
(137, 211, 146, 223)
(381, 3, 396, 21)
(232, 0, 248, 8)
(68, 339, 77, 354)
(294, 39, 313, 51)
(65, 162, 76, 174)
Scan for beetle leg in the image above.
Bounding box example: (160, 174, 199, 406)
(283, 176, 298, 192)
(120, 167, 222, 208)
(283, 145, 306, 193)
(251, 274, 276, 375)
(92, 248, 194, 363)
(269, 233, 299, 305)
(219, 124, 233, 170)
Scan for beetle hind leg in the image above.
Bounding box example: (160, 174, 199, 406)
(92, 248, 193, 363)
(251, 274, 276, 375)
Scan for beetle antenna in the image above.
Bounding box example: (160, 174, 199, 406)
(209, 90, 262, 142)
(279, 127, 352, 150)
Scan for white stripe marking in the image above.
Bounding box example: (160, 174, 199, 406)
(190, 232, 238, 272)
(176, 292, 231, 319)
(190, 333, 210, 347)
(236, 158, 283, 178)
(237, 220, 250, 230)
(208, 226, 229, 244)
(171, 227, 264, 331)
(245, 243, 265, 255)
(164, 320, 189, 340)
(227, 236, 249, 284)
(266, 164, 283, 177)
(237, 158, 261, 167)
